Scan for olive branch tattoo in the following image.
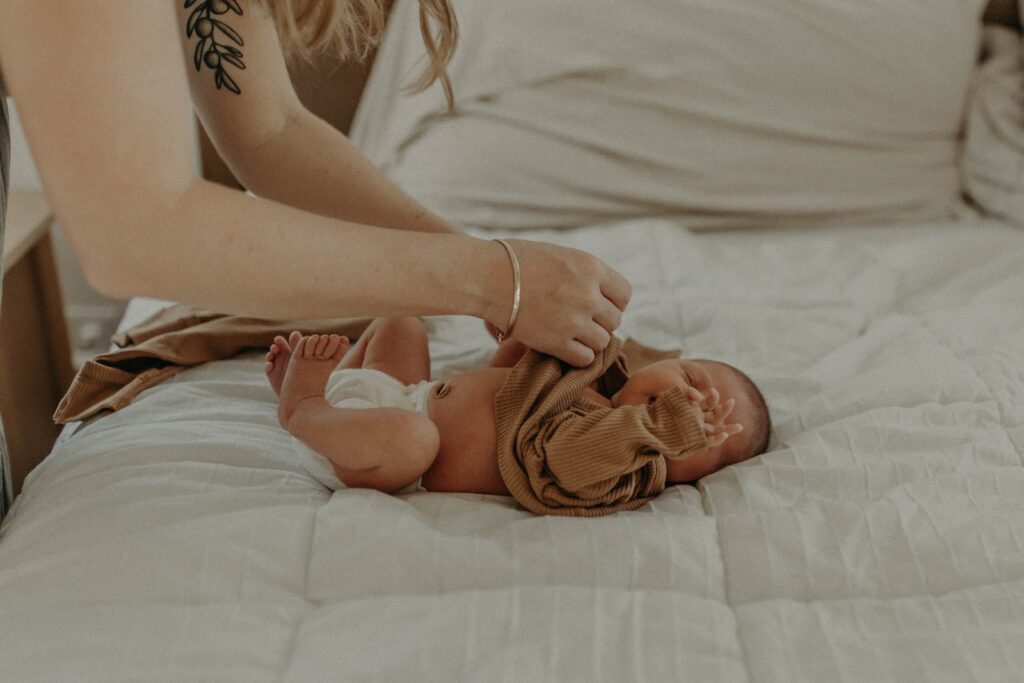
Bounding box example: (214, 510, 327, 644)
(185, 0, 245, 95)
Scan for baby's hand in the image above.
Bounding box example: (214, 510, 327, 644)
(686, 386, 743, 449)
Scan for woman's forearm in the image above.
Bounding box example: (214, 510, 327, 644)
(221, 108, 462, 235)
(1, 1, 631, 367)
(95, 178, 499, 320)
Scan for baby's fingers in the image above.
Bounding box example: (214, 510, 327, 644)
(703, 387, 720, 411)
(689, 401, 707, 427)
(710, 398, 736, 424)
(706, 433, 730, 448)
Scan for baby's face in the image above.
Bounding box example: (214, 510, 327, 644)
(611, 359, 756, 483)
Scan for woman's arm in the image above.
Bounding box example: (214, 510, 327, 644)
(180, 1, 460, 234)
(0, 0, 630, 366)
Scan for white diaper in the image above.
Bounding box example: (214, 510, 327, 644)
(290, 368, 437, 493)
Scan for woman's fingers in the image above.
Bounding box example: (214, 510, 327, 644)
(600, 271, 633, 312)
(576, 321, 612, 357)
(592, 302, 623, 335)
(496, 239, 633, 367)
(560, 340, 596, 368)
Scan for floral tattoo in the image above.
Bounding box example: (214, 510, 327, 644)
(185, 0, 246, 95)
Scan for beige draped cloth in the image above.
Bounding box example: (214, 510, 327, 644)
(54, 305, 372, 424)
(495, 336, 708, 517)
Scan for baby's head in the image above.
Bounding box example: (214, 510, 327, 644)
(611, 358, 770, 483)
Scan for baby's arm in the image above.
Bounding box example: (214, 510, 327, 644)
(488, 337, 530, 368)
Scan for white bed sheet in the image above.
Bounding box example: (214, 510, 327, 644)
(1, 216, 1023, 681)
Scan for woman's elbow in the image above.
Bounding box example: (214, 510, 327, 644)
(54, 190, 183, 300)
(56, 223, 130, 299)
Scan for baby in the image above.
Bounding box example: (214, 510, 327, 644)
(265, 316, 770, 506)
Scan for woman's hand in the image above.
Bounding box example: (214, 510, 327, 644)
(486, 239, 632, 367)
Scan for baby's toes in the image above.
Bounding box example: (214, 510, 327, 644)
(334, 336, 350, 360)
(303, 335, 320, 358)
(314, 334, 331, 358)
(321, 334, 343, 359)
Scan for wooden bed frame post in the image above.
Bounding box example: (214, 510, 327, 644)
(0, 192, 75, 497)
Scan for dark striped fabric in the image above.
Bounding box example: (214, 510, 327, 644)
(0, 93, 11, 521)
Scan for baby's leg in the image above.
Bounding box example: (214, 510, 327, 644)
(339, 316, 431, 385)
(276, 334, 439, 493)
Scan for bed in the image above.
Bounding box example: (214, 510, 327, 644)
(2, 1, 1023, 680)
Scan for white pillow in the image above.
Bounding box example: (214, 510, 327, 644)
(352, 0, 987, 231)
(963, 25, 1024, 228)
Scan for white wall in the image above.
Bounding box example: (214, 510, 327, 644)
(7, 101, 41, 192)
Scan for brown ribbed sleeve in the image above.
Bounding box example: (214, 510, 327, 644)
(542, 387, 707, 491)
(495, 336, 707, 517)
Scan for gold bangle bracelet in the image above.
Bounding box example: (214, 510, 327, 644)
(493, 239, 521, 345)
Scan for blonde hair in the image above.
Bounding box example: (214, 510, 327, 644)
(259, 0, 458, 107)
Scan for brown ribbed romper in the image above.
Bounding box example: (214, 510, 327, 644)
(495, 335, 708, 517)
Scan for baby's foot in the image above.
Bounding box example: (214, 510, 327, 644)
(278, 334, 349, 429)
(265, 330, 303, 396)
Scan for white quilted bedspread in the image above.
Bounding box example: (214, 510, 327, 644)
(1, 217, 1023, 682)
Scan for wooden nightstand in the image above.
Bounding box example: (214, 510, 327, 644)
(1, 191, 74, 497)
